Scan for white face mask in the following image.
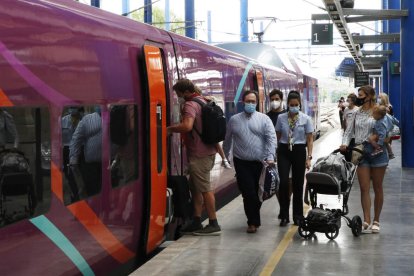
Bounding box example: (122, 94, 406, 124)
(270, 100, 281, 110)
(343, 102, 349, 107)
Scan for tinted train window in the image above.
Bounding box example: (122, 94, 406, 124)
(0, 107, 51, 227)
(109, 104, 138, 188)
(62, 106, 102, 205)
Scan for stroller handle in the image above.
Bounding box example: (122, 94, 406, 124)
(333, 147, 364, 155)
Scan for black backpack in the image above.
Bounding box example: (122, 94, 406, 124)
(191, 98, 226, 144)
(110, 106, 128, 146)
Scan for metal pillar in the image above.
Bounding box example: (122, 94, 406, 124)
(165, 0, 170, 31)
(207, 11, 212, 43)
(91, 0, 100, 8)
(240, 0, 248, 42)
(122, 0, 129, 18)
(185, 0, 195, 39)
(144, 0, 152, 24)
(382, 0, 389, 93)
(375, 77, 380, 95)
(389, 0, 401, 120)
(401, 0, 414, 168)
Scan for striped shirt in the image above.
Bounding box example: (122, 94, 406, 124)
(342, 107, 375, 145)
(62, 114, 80, 146)
(223, 111, 277, 161)
(69, 112, 102, 163)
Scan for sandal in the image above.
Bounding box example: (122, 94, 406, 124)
(371, 221, 380, 233)
(361, 222, 372, 234)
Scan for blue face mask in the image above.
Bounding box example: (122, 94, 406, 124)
(244, 103, 257, 114)
(289, 106, 300, 114)
(68, 108, 79, 116)
(94, 106, 101, 115)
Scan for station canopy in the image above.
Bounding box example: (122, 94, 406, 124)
(216, 42, 284, 69)
(335, 57, 356, 77)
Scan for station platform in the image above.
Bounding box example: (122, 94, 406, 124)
(132, 128, 414, 275)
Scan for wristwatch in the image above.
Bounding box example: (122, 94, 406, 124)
(307, 155, 312, 160)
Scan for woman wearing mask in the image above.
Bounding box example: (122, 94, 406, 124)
(266, 89, 286, 127)
(275, 91, 314, 226)
(340, 85, 388, 234)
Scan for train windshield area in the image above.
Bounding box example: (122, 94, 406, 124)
(62, 105, 102, 205)
(109, 104, 138, 188)
(0, 107, 51, 227)
(62, 104, 138, 205)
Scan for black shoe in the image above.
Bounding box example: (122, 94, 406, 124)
(293, 217, 304, 226)
(280, 219, 289, 227)
(193, 224, 221, 236)
(180, 223, 203, 234)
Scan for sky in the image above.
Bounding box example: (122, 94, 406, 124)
(81, 0, 382, 75)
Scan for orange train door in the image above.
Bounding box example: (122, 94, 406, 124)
(143, 45, 168, 253)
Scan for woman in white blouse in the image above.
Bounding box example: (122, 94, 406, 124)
(340, 85, 389, 234)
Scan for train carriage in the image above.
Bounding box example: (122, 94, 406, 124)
(0, 0, 315, 274)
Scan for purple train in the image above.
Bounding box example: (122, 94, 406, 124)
(0, 0, 318, 274)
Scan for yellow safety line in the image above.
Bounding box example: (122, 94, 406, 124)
(260, 205, 310, 276)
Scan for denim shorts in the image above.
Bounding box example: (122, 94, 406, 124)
(359, 143, 389, 168)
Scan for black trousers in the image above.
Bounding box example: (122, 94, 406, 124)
(233, 157, 263, 226)
(277, 144, 306, 221)
(63, 146, 79, 201)
(81, 162, 102, 196)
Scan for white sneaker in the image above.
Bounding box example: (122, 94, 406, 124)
(222, 160, 232, 169)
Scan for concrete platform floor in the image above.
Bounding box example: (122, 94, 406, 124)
(132, 129, 414, 276)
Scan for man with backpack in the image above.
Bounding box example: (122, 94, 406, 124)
(167, 79, 221, 236)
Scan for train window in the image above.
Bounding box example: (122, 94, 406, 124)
(62, 106, 102, 205)
(0, 107, 51, 227)
(109, 104, 138, 188)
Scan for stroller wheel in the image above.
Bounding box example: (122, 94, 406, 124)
(325, 225, 339, 240)
(351, 215, 362, 237)
(298, 220, 314, 239)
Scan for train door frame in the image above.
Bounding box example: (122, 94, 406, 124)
(142, 44, 169, 254)
(254, 69, 266, 113)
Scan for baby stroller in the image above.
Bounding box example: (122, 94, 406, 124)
(298, 148, 363, 240)
(0, 149, 35, 224)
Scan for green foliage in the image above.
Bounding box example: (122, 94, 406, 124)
(131, 7, 185, 36)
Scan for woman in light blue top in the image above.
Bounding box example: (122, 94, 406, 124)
(275, 91, 314, 226)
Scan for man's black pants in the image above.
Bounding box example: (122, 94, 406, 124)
(233, 157, 263, 227)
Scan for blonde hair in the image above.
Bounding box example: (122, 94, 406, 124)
(379, 92, 390, 107)
(373, 105, 387, 118)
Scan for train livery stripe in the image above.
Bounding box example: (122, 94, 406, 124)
(233, 61, 254, 105)
(51, 162, 63, 202)
(0, 88, 13, 106)
(0, 41, 72, 105)
(67, 201, 135, 263)
(29, 215, 95, 276)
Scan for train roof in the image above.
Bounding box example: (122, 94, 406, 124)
(216, 42, 285, 69)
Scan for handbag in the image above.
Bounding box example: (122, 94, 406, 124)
(351, 144, 364, 165)
(258, 163, 279, 202)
